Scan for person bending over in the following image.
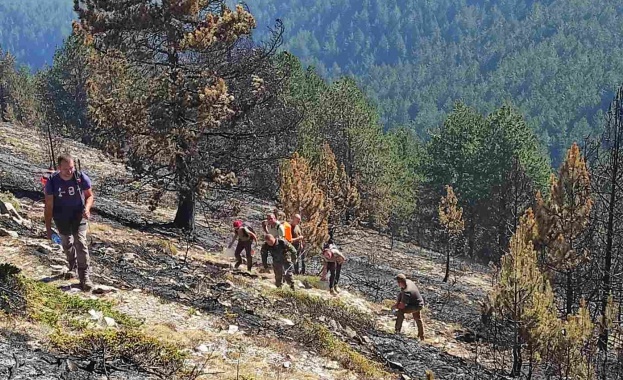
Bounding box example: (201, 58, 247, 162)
(393, 274, 425, 340)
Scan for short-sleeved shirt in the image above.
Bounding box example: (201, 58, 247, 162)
(45, 172, 92, 221)
(267, 222, 285, 239)
(292, 224, 303, 249)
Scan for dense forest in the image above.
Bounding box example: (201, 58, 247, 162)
(0, 0, 74, 69)
(247, 0, 623, 165)
(3, 0, 623, 164)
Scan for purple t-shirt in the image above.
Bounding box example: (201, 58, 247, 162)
(45, 172, 92, 221)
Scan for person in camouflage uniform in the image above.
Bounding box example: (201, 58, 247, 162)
(260, 234, 296, 290)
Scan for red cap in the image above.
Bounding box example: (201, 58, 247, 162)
(233, 220, 243, 228)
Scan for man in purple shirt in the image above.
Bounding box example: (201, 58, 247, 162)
(44, 153, 95, 291)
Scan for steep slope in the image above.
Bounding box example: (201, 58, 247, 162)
(0, 122, 503, 379)
(248, 0, 623, 164)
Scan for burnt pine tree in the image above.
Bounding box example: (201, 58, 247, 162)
(313, 142, 360, 238)
(586, 86, 623, 361)
(535, 143, 593, 316)
(74, 1, 297, 230)
(492, 208, 557, 377)
(279, 152, 328, 251)
(439, 185, 464, 283)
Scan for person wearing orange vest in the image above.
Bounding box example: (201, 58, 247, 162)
(277, 211, 292, 242)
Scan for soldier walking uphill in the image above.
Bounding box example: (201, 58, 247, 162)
(228, 220, 257, 271)
(260, 234, 296, 290)
(393, 274, 425, 340)
(44, 154, 95, 291)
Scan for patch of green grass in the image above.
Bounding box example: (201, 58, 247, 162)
(0, 191, 20, 211)
(271, 287, 373, 331)
(19, 277, 140, 329)
(50, 329, 187, 376)
(4, 272, 189, 377)
(296, 275, 325, 289)
(300, 321, 390, 379)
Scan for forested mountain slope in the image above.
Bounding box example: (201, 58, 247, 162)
(3, 0, 623, 164)
(0, 0, 74, 69)
(248, 0, 623, 164)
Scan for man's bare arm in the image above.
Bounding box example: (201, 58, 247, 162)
(261, 220, 269, 234)
(83, 188, 94, 219)
(228, 232, 237, 248)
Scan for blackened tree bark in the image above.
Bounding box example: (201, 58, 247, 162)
(174, 188, 196, 231)
(588, 86, 623, 358)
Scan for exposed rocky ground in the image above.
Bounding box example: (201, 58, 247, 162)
(0, 122, 506, 379)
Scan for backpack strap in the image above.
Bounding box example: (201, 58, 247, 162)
(73, 167, 86, 211)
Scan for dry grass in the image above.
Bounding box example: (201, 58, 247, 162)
(142, 323, 208, 348)
(88, 222, 113, 233)
(0, 191, 21, 211)
(157, 238, 179, 255)
(298, 320, 392, 380)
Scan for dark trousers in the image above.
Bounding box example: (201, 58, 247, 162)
(293, 246, 305, 275)
(327, 262, 341, 289)
(273, 262, 294, 289)
(234, 240, 253, 270)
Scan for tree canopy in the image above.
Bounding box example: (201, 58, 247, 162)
(247, 0, 623, 165)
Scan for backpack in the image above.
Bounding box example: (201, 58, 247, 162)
(242, 222, 255, 237)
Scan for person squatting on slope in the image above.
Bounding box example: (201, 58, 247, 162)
(228, 220, 257, 271)
(393, 274, 425, 340)
(322, 242, 346, 295)
(260, 234, 296, 290)
(44, 154, 95, 291)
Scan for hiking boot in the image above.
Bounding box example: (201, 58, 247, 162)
(80, 277, 94, 292)
(81, 280, 93, 292)
(63, 270, 76, 280)
(330, 288, 336, 296)
(289, 284, 295, 291)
